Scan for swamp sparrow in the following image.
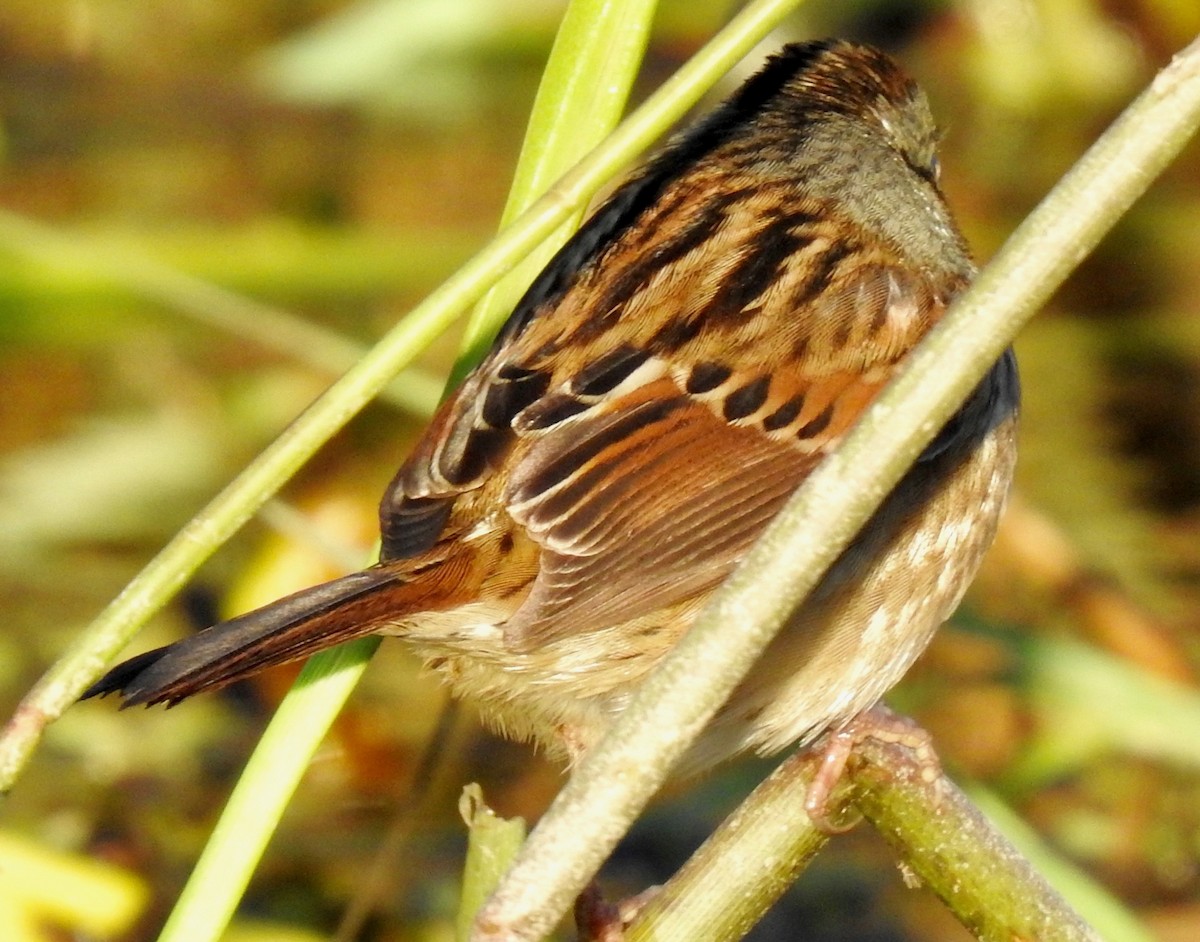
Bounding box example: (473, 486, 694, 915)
(86, 40, 1019, 776)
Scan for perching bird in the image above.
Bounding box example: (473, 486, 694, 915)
(85, 40, 1019, 778)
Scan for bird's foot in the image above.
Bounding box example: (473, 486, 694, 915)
(573, 882, 660, 941)
(804, 704, 939, 834)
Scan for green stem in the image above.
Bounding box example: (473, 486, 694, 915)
(960, 784, 1157, 942)
(850, 736, 1103, 942)
(451, 0, 659, 384)
(626, 751, 830, 941)
(457, 786, 528, 942)
(157, 636, 380, 942)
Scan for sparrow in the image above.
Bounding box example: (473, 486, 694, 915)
(84, 39, 1019, 777)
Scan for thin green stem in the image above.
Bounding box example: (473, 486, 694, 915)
(457, 786, 528, 942)
(852, 737, 1103, 942)
(452, 0, 658, 384)
(152, 637, 380, 940)
(960, 784, 1156, 942)
(626, 750, 830, 941)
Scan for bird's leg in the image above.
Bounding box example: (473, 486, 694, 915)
(574, 883, 662, 942)
(574, 883, 624, 942)
(804, 704, 939, 833)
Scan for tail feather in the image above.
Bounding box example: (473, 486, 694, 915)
(83, 567, 420, 707)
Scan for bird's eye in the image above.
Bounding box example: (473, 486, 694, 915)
(928, 154, 942, 184)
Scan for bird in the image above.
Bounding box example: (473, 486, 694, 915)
(84, 39, 1019, 779)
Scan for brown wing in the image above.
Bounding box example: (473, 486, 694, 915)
(494, 273, 941, 649)
(501, 282, 953, 652)
(499, 377, 812, 647)
(377, 134, 962, 646)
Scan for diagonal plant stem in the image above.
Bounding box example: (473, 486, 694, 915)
(958, 784, 1157, 942)
(623, 727, 1131, 942)
(473, 34, 1200, 942)
(626, 749, 832, 941)
(851, 736, 1104, 942)
(451, 0, 658, 385)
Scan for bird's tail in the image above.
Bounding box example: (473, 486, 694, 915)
(83, 564, 453, 707)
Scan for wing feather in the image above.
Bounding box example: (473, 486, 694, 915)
(376, 124, 964, 630)
(500, 378, 814, 648)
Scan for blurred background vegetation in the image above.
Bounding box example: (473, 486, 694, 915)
(2, 1, 1200, 940)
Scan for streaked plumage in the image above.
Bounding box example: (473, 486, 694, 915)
(85, 40, 1019, 775)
